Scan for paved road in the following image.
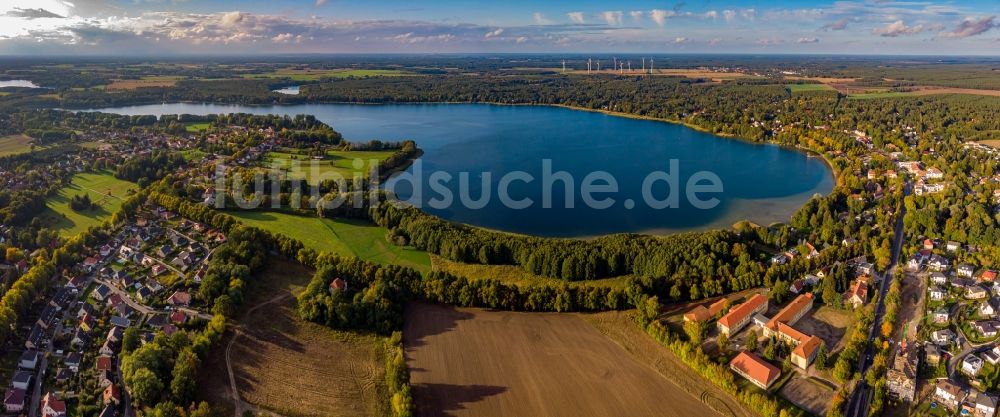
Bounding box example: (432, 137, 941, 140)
(846, 183, 909, 417)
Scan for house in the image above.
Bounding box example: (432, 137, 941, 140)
(136, 287, 152, 302)
(790, 335, 823, 370)
(764, 293, 815, 337)
(96, 370, 112, 388)
(845, 279, 869, 309)
(40, 392, 66, 417)
(70, 329, 91, 348)
(92, 284, 111, 302)
(77, 303, 97, 320)
(983, 299, 1000, 317)
(936, 380, 968, 410)
(985, 350, 1000, 365)
(803, 274, 821, 286)
(103, 384, 120, 405)
(969, 285, 990, 300)
(983, 270, 999, 282)
(683, 298, 728, 323)
(717, 294, 768, 336)
(930, 286, 947, 301)
(156, 245, 173, 258)
(170, 310, 188, 325)
(926, 344, 942, 365)
(770, 254, 788, 265)
(947, 241, 962, 252)
(958, 264, 977, 278)
(730, 351, 781, 389)
(4, 388, 25, 413)
(54, 368, 73, 384)
(933, 329, 957, 345)
(934, 308, 951, 324)
(842, 237, 857, 247)
(167, 291, 191, 307)
(856, 262, 876, 276)
(976, 392, 998, 417)
(928, 255, 951, 272)
(80, 312, 96, 332)
(64, 352, 81, 372)
(907, 254, 923, 270)
(95, 355, 113, 372)
(964, 354, 985, 376)
(924, 239, 936, 250)
(19, 350, 39, 370)
(931, 272, 948, 285)
(329, 278, 348, 294)
(887, 345, 920, 403)
(789, 279, 805, 294)
(11, 370, 32, 390)
(99, 341, 115, 357)
(974, 321, 1000, 338)
(109, 316, 130, 328)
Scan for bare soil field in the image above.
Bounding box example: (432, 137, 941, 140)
(405, 303, 736, 417)
(779, 376, 834, 415)
(198, 260, 390, 417)
(894, 271, 927, 342)
(104, 78, 178, 90)
(906, 86, 1000, 97)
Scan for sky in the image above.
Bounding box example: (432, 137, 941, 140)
(0, 0, 998, 55)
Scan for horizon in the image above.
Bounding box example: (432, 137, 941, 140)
(1, 0, 999, 56)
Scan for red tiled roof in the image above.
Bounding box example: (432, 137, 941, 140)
(95, 356, 112, 371)
(730, 352, 781, 386)
(718, 294, 767, 329)
(792, 335, 823, 360)
(767, 293, 813, 330)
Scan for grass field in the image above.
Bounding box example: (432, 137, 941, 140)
(104, 77, 179, 90)
(786, 84, 834, 93)
(41, 172, 137, 237)
(263, 149, 397, 183)
(245, 68, 414, 81)
(0, 135, 36, 156)
(404, 303, 729, 417)
(198, 259, 391, 417)
(225, 210, 431, 272)
(431, 255, 631, 289)
(184, 122, 211, 133)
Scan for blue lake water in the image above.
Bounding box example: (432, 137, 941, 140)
(84, 102, 834, 237)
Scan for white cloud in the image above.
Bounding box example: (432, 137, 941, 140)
(484, 27, 503, 38)
(940, 16, 995, 39)
(533, 12, 553, 25)
(704, 10, 718, 20)
(629, 11, 643, 23)
(673, 36, 689, 44)
(601, 11, 623, 26)
(723, 10, 736, 22)
(873, 19, 941, 37)
(741, 9, 757, 20)
(649, 9, 675, 27)
(567, 12, 584, 24)
(797, 37, 819, 43)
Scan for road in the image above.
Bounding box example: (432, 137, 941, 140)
(846, 183, 908, 417)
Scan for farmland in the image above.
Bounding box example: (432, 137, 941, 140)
(404, 302, 728, 417)
(198, 259, 392, 417)
(244, 68, 415, 81)
(41, 171, 136, 237)
(0, 134, 35, 156)
(786, 84, 834, 93)
(262, 149, 397, 183)
(225, 210, 431, 272)
(104, 76, 182, 90)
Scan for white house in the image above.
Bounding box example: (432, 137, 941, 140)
(977, 392, 998, 417)
(964, 354, 985, 376)
(931, 272, 948, 285)
(930, 287, 947, 301)
(946, 241, 962, 252)
(934, 308, 951, 324)
(928, 255, 951, 272)
(958, 264, 977, 278)
(983, 299, 1000, 318)
(933, 329, 957, 345)
(935, 380, 967, 410)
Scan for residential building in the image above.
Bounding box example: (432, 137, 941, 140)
(717, 294, 768, 337)
(887, 345, 920, 403)
(683, 298, 728, 323)
(964, 354, 985, 376)
(936, 380, 968, 410)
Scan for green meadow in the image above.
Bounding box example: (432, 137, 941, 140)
(262, 149, 397, 184)
(42, 172, 137, 237)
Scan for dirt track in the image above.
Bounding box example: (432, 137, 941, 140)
(404, 302, 726, 417)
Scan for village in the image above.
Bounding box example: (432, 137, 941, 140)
(1, 202, 224, 417)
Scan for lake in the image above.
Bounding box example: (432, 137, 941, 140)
(272, 86, 300, 95)
(0, 80, 41, 88)
(83, 103, 834, 237)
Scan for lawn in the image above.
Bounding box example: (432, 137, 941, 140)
(184, 122, 211, 133)
(0, 134, 36, 156)
(41, 171, 137, 237)
(244, 68, 415, 81)
(225, 210, 431, 273)
(262, 149, 397, 184)
(786, 84, 834, 93)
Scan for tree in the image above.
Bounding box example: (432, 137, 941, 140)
(746, 329, 758, 352)
(131, 368, 164, 406)
(122, 327, 141, 355)
(170, 350, 199, 404)
(683, 320, 706, 345)
(815, 344, 828, 371)
(822, 275, 841, 308)
(717, 333, 729, 355)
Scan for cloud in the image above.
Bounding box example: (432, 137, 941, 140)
(940, 16, 995, 38)
(650, 9, 675, 26)
(533, 12, 553, 25)
(484, 27, 503, 38)
(723, 10, 736, 22)
(797, 37, 819, 43)
(601, 11, 623, 26)
(673, 37, 689, 44)
(629, 11, 643, 23)
(822, 18, 849, 31)
(872, 20, 940, 37)
(315, 0, 328, 7)
(3, 8, 64, 19)
(567, 12, 584, 24)
(704, 10, 718, 20)
(741, 9, 757, 20)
